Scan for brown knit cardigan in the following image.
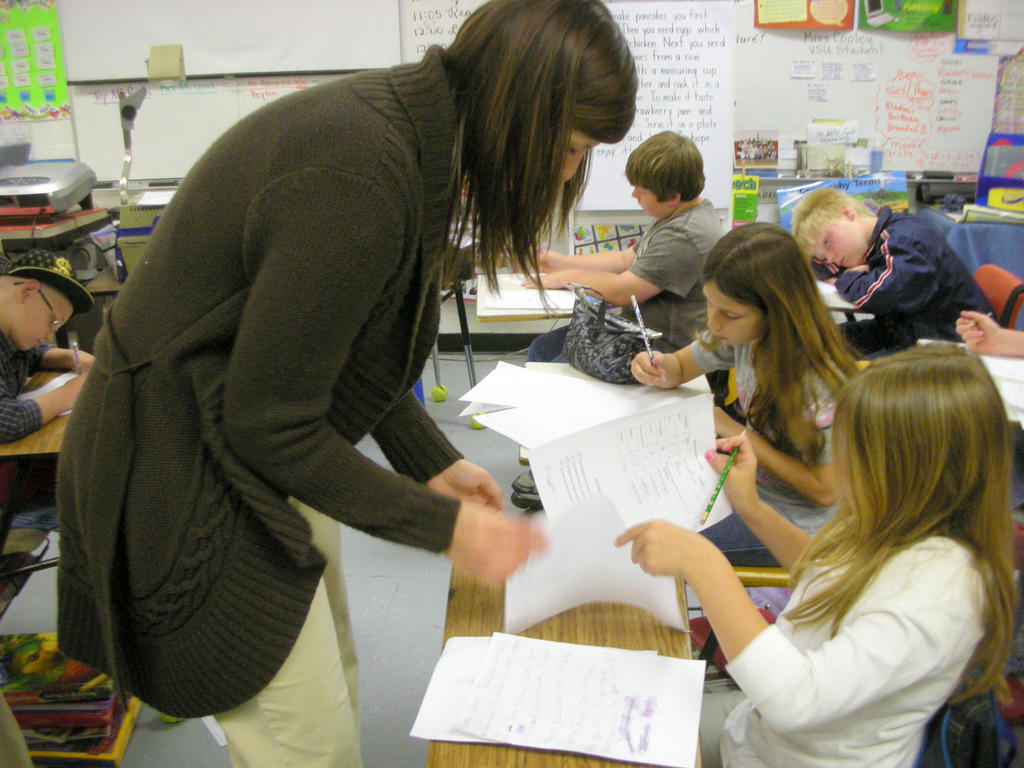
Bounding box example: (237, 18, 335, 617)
(56, 49, 463, 717)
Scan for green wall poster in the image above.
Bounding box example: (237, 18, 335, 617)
(0, 0, 69, 121)
(858, 0, 957, 32)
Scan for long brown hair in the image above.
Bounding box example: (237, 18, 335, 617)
(440, 0, 637, 285)
(788, 346, 1015, 701)
(702, 223, 860, 461)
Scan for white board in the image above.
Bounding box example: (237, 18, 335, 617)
(69, 75, 341, 181)
(58, 0, 401, 80)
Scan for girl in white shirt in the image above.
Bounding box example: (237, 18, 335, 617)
(617, 344, 1015, 767)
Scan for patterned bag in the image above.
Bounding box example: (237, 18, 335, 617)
(561, 283, 661, 384)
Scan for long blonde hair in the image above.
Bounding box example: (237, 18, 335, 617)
(702, 223, 860, 462)
(789, 345, 1016, 701)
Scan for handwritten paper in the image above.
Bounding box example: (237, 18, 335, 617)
(807, 120, 858, 144)
(454, 633, 704, 767)
(529, 394, 731, 532)
(585, 2, 734, 211)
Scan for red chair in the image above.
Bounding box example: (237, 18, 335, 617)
(974, 264, 1024, 328)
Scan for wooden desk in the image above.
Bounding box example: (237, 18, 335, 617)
(427, 569, 696, 768)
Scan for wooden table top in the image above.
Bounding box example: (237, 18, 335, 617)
(427, 568, 695, 768)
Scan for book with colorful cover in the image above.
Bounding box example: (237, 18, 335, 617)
(12, 695, 117, 730)
(28, 695, 141, 767)
(1, 633, 114, 707)
(776, 172, 909, 232)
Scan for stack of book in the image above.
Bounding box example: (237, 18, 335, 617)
(1, 633, 140, 766)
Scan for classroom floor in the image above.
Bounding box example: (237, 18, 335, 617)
(5, 350, 1024, 768)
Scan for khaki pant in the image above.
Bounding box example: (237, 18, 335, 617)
(1, 693, 32, 768)
(214, 502, 362, 768)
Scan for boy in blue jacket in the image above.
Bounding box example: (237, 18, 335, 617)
(791, 187, 990, 356)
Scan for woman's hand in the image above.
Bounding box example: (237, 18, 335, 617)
(428, 459, 504, 511)
(446, 503, 547, 584)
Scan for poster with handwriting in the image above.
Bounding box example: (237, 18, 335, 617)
(584, 2, 733, 210)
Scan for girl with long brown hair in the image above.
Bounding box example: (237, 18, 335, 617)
(631, 222, 861, 564)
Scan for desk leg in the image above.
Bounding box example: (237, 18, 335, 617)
(453, 281, 477, 387)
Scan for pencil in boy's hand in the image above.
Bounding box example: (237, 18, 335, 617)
(701, 445, 739, 526)
(630, 294, 655, 364)
(71, 338, 82, 375)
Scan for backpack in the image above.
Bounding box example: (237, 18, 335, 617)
(914, 692, 1016, 768)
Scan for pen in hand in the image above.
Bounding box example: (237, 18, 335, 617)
(630, 294, 655, 365)
(701, 440, 741, 526)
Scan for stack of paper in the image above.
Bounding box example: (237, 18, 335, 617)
(411, 633, 704, 767)
(460, 363, 730, 632)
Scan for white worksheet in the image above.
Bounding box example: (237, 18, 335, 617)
(504, 501, 684, 634)
(529, 394, 731, 532)
(455, 633, 703, 767)
(459, 362, 708, 448)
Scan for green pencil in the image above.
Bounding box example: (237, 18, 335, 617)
(701, 445, 739, 525)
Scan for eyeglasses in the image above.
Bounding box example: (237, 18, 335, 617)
(36, 288, 64, 332)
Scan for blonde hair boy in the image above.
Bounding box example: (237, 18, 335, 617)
(788, 185, 990, 355)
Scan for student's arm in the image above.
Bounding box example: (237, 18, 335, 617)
(708, 433, 811, 569)
(0, 376, 85, 443)
(615, 520, 771, 662)
(29, 377, 86, 425)
(529, 267, 661, 305)
(40, 347, 94, 374)
(713, 409, 836, 507)
(957, 310, 1024, 356)
(833, 244, 938, 314)
(630, 343, 706, 389)
(614, 435, 811, 661)
(539, 247, 635, 275)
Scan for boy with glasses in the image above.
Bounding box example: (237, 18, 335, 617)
(0, 250, 94, 438)
(0, 251, 94, 540)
